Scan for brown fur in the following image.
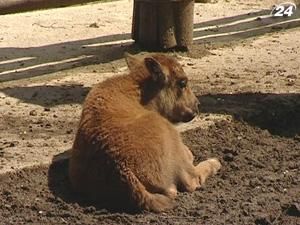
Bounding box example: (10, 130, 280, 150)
(69, 53, 221, 212)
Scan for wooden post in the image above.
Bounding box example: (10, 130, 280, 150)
(131, 0, 140, 41)
(158, 1, 177, 49)
(132, 0, 194, 51)
(138, 1, 158, 49)
(174, 0, 194, 50)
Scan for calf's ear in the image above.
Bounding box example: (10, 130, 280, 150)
(144, 57, 166, 86)
(124, 53, 142, 70)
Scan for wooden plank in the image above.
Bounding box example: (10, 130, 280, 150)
(0, 0, 100, 15)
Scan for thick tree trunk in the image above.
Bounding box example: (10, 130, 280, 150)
(131, 0, 140, 41)
(0, 0, 100, 15)
(132, 0, 194, 51)
(138, 2, 158, 48)
(158, 1, 177, 49)
(174, 0, 194, 50)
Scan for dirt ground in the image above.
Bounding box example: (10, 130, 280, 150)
(0, 0, 300, 224)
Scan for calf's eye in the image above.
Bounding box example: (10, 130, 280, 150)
(178, 79, 187, 89)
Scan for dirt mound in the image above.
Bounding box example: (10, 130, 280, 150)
(199, 93, 300, 137)
(0, 120, 299, 225)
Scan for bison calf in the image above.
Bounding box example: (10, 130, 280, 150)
(69, 53, 221, 212)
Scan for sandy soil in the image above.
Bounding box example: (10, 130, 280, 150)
(0, 0, 299, 224)
(0, 120, 299, 224)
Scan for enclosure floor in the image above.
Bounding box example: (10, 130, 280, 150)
(0, 0, 300, 224)
(0, 120, 299, 224)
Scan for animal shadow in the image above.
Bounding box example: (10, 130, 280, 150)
(47, 151, 140, 213)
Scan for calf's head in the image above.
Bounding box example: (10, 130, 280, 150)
(126, 53, 199, 123)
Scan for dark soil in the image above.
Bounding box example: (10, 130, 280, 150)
(0, 117, 299, 225)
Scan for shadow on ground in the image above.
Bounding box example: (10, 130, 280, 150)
(198, 92, 300, 137)
(1, 9, 299, 82)
(1, 84, 90, 106)
(0, 33, 134, 83)
(193, 9, 300, 44)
